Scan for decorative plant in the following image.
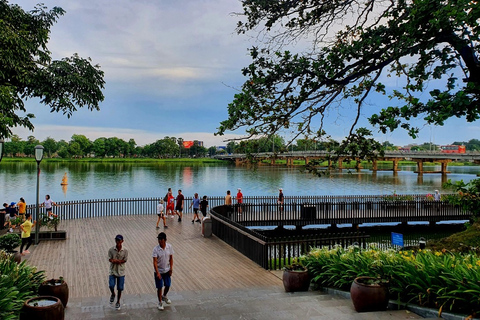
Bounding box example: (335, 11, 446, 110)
(39, 213, 60, 231)
(425, 193, 434, 201)
(355, 277, 389, 286)
(0, 233, 21, 252)
(0, 251, 45, 320)
(382, 192, 415, 201)
(304, 245, 480, 317)
(283, 262, 306, 272)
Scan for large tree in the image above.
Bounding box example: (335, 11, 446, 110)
(0, 1, 105, 139)
(217, 0, 479, 156)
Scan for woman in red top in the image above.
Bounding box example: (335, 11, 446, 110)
(166, 191, 175, 218)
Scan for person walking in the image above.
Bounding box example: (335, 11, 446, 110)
(156, 200, 167, 229)
(434, 190, 441, 201)
(200, 195, 209, 218)
(108, 234, 128, 310)
(189, 193, 201, 223)
(174, 190, 184, 222)
(18, 198, 26, 222)
(236, 188, 243, 214)
(19, 213, 35, 256)
(152, 232, 174, 311)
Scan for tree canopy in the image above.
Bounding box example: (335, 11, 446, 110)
(217, 0, 480, 156)
(0, 1, 105, 139)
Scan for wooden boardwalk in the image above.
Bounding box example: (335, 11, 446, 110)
(22, 213, 282, 298)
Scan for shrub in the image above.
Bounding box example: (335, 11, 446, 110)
(0, 233, 21, 252)
(0, 251, 45, 319)
(304, 245, 480, 317)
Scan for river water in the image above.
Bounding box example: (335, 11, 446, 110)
(0, 161, 479, 203)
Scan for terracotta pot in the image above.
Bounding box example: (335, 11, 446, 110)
(20, 296, 64, 320)
(38, 279, 69, 307)
(350, 276, 389, 312)
(282, 268, 310, 292)
(7, 250, 21, 264)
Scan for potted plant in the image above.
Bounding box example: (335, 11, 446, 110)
(350, 276, 389, 312)
(0, 233, 22, 263)
(38, 277, 69, 307)
(282, 262, 310, 292)
(20, 296, 64, 320)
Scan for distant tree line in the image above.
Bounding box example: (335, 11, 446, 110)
(3, 134, 209, 159)
(4, 134, 479, 159)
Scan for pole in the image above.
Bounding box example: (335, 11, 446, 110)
(35, 162, 40, 245)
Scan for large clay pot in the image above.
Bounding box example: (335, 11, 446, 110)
(350, 276, 389, 312)
(282, 268, 310, 292)
(38, 279, 69, 307)
(10, 251, 22, 264)
(20, 296, 64, 320)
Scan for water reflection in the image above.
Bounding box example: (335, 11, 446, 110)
(0, 162, 478, 202)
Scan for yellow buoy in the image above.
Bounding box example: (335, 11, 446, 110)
(61, 172, 68, 185)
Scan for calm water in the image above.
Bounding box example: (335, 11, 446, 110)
(0, 162, 479, 203)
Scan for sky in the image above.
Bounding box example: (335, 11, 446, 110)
(9, 0, 480, 148)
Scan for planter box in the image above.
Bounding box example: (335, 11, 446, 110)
(31, 231, 67, 241)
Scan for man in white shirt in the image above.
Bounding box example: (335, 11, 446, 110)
(152, 232, 174, 311)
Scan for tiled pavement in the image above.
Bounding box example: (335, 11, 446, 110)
(65, 286, 423, 320)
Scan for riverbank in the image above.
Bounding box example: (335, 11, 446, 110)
(0, 157, 226, 164)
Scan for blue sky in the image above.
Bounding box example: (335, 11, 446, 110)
(11, 0, 480, 148)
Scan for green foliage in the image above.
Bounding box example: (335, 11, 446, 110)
(0, 1, 105, 139)
(39, 213, 60, 231)
(382, 192, 415, 201)
(0, 251, 45, 320)
(218, 0, 480, 155)
(0, 233, 21, 252)
(304, 245, 480, 316)
(443, 178, 480, 217)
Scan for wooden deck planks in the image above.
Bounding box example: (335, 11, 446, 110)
(23, 213, 281, 298)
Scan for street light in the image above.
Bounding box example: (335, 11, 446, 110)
(34, 145, 44, 245)
(0, 139, 4, 162)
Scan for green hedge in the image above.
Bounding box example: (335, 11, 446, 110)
(0, 251, 45, 320)
(302, 245, 480, 317)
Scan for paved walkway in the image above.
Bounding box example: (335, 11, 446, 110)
(20, 213, 424, 319)
(65, 287, 422, 319)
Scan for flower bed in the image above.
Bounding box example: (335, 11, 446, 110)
(301, 245, 480, 317)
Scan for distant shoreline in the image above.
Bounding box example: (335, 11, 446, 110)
(2, 157, 479, 167)
(0, 157, 227, 164)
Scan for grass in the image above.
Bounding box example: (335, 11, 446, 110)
(427, 221, 480, 253)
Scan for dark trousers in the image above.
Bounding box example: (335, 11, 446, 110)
(20, 236, 32, 253)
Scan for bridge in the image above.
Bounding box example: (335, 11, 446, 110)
(214, 150, 480, 174)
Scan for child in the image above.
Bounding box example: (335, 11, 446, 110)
(156, 200, 167, 229)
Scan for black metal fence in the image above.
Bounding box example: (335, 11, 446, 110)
(210, 205, 370, 269)
(24, 194, 467, 224)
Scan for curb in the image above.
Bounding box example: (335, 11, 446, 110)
(322, 287, 470, 320)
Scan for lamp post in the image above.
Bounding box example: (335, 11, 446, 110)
(0, 139, 4, 162)
(34, 145, 44, 245)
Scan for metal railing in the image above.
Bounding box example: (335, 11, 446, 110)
(210, 205, 370, 269)
(25, 194, 467, 223)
